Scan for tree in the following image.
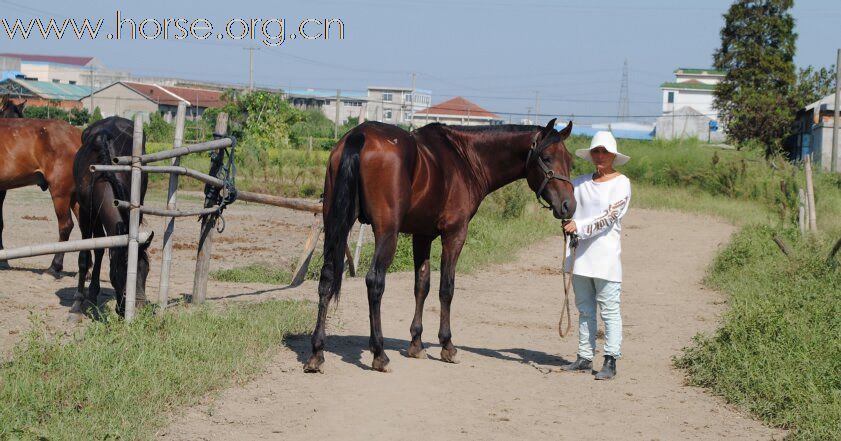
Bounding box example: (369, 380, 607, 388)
(791, 65, 836, 109)
(89, 106, 103, 124)
(713, 0, 797, 154)
(69, 107, 90, 126)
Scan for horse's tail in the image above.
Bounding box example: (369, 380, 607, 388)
(319, 130, 365, 304)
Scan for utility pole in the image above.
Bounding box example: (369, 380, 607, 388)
(618, 58, 630, 120)
(334, 89, 341, 139)
(832, 48, 840, 173)
(89, 65, 95, 113)
(534, 91, 540, 126)
(526, 106, 532, 125)
(409, 72, 416, 129)
(244, 47, 260, 91)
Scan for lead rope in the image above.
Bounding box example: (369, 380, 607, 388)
(559, 231, 578, 338)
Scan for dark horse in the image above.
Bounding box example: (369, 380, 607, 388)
(72, 116, 151, 318)
(0, 96, 26, 118)
(305, 118, 576, 373)
(0, 116, 81, 276)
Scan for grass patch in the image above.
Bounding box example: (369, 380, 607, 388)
(0, 300, 315, 440)
(210, 263, 292, 285)
(675, 227, 841, 440)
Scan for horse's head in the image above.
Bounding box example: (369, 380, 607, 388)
(525, 118, 576, 220)
(0, 97, 25, 118)
(110, 230, 153, 315)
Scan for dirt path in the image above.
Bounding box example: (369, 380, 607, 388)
(158, 208, 784, 441)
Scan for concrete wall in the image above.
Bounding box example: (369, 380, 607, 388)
(812, 121, 841, 172)
(80, 83, 157, 119)
(655, 108, 726, 142)
(661, 89, 717, 119)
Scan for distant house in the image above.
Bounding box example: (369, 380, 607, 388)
(412, 96, 503, 126)
(790, 93, 840, 171)
(80, 81, 227, 120)
(0, 53, 129, 89)
(285, 89, 368, 124)
(0, 77, 91, 109)
(366, 86, 431, 125)
(656, 68, 726, 141)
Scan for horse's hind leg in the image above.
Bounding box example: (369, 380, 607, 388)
(408, 234, 434, 359)
(366, 225, 399, 372)
(438, 228, 468, 364)
(46, 192, 75, 278)
(0, 190, 8, 269)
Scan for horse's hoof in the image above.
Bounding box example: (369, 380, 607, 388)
(43, 267, 61, 280)
(303, 354, 324, 373)
(441, 347, 460, 364)
(407, 345, 427, 359)
(0, 261, 10, 270)
(372, 355, 391, 373)
(66, 312, 85, 324)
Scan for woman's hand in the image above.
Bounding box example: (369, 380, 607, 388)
(563, 220, 577, 234)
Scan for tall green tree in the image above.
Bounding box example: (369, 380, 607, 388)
(713, 0, 797, 154)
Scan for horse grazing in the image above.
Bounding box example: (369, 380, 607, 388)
(0, 97, 26, 118)
(305, 118, 576, 373)
(72, 116, 151, 318)
(0, 118, 81, 276)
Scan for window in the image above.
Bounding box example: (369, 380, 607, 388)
(667, 91, 675, 104)
(69, 80, 76, 85)
(382, 92, 392, 102)
(383, 109, 392, 120)
(403, 93, 412, 103)
(52, 79, 60, 83)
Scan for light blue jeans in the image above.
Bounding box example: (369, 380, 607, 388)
(572, 274, 622, 360)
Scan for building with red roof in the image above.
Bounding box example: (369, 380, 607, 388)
(80, 81, 227, 121)
(412, 96, 503, 126)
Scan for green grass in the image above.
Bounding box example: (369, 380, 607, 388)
(0, 300, 315, 440)
(675, 227, 841, 440)
(210, 263, 292, 285)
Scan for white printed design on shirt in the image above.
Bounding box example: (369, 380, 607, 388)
(583, 195, 629, 237)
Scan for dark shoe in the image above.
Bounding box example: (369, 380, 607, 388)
(594, 355, 616, 380)
(561, 355, 592, 372)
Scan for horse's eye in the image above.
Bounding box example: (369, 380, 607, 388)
(541, 155, 551, 162)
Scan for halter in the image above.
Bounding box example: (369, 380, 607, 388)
(526, 138, 572, 210)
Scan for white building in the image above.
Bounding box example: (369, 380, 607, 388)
(0, 53, 129, 89)
(285, 89, 368, 125)
(656, 68, 726, 141)
(366, 86, 431, 125)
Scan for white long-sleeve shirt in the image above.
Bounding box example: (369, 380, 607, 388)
(564, 173, 631, 282)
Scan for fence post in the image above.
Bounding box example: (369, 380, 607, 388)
(191, 113, 228, 304)
(804, 155, 818, 232)
(798, 188, 807, 234)
(158, 101, 187, 309)
(124, 113, 144, 321)
(290, 213, 322, 287)
(353, 224, 365, 272)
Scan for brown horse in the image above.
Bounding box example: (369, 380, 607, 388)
(305, 118, 576, 373)
(0, 118, 81, 276)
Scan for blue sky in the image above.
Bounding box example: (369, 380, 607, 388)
(2, 0, 840, 124)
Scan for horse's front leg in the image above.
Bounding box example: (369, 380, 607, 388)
(438, 227, 468, 364)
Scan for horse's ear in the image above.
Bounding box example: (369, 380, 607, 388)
(141, 231, 155, 250)
(18, 100, 26, 110)
(543, 118, 557, 134)
(558, 120, 573, 140)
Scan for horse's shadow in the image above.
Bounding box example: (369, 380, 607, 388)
(283, 334, 572, 371)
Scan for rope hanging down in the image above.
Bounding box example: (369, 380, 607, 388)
(201, 135, 238, 233)
(558, 231, 579, 338)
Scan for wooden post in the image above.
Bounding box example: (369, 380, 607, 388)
(290, 213, 322, 287)
(798, 188, 807, 234)
(804, 155, 818, 232)
(191, 113, 228, 304)
(158, 101, 187, 309)
(124, 113, 144, 321)
(343, 243, 356, 278)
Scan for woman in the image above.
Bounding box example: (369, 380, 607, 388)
(560, 131, 631, 380)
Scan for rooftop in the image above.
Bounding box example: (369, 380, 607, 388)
(0, 78, 92, 100)
(416, 96, 499, 118)
(285, 88, 368, 100)
(0, 53, 95, 67)
(675, 67, 726, 76)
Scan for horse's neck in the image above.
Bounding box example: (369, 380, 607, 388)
(471, 133, 535, 196)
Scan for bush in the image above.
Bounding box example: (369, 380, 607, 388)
(145, 111, 174, 143)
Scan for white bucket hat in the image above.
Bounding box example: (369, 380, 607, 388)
(575, 131, 630, 166)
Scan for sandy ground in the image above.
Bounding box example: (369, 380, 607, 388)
(0, 186, 784, 440)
